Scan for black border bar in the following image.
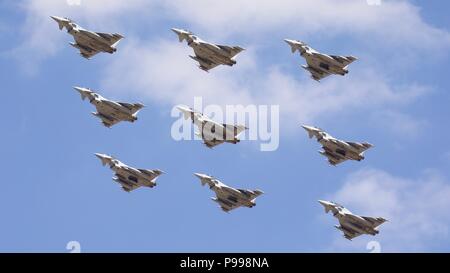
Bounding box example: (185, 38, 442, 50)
(0, 253, 448, 272)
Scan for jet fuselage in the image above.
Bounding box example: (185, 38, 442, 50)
(303, 52, 349, 76)
(319, 138, 365, 161)
(92, 99, 138, 123)
(68, 26, 116, 54)
(212, 186, 256, 209)
(112, 165, 156, 188)
(188, 110, 242, 143)
(189, 39, 237, 66)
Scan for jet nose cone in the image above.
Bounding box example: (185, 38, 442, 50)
(171, 28, 182, 34)
(194, 173, 206, 179)
(284, 39, 294, 44)
(94, 153, 104, 159)
(50, 15, 60, 21)
(50, 15, 67, 23)
(73, 86, 84, 92)
(301, 124, 313, 131)
(176, 105, 185, 111)
(176, 105, 192, 113)
(318, 200, 329, 206)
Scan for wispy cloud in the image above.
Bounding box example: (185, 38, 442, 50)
(101, 39, 256, 106)
(100, 37, 429, 133)
(5, 0, 155, 74)
(163, 0, 450, 52)
(3, 0, 437, 129)
(324, 168, 450, 252)
(369, 110, 429, 139)
(8, 0, 450, 72)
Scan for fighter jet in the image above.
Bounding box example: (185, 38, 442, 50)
(74, 87, 144, 128)
(51, 16, 123, 59)
(284, 39, 357, 81)
(318, 200, 387, 240)
(95, 153, 164, 192)
(171, 28, 244, 72)
(177, 105, 247, 148)
(194, 173, 263, 212)
(302, 125, 373, 166)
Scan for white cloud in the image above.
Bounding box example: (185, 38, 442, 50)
(7, 0, 155, 74)
(258, 68, 427, 124)
(100, 38, 428, 132)
(101, 39, 256, 106)
(9, 0, 450, 72)
(325, 168, 450, 252)
(6, 0, 439, 132)
(369, 110, 428, 138)
(163, 0, 450, 51)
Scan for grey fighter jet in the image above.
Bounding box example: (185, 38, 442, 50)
(177, 105, 247, 148)
(51, 16, 123, 59)
(171, 28, 244, 71)
(302, 125, 373, 166)
(74, 87, 144, 128)
(95, 153, 164, 192)
(194, 173, 263, 212)
(284, 39, 357, 81)
(319, 200, 387, 240)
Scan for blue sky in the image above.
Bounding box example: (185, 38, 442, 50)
(1, 0, 450, 252)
